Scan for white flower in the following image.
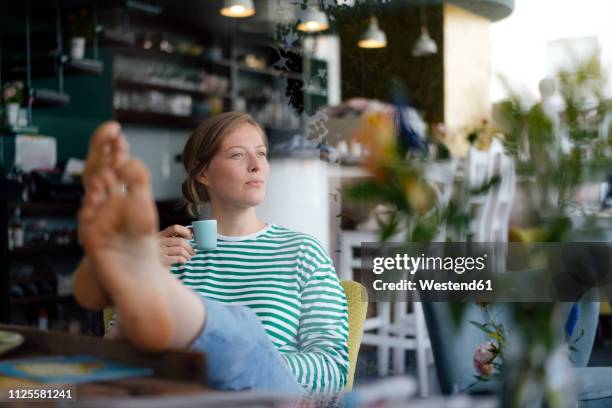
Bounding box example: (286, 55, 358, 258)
(473, 341, 499, 377)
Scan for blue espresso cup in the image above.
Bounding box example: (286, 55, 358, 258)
(189, 220, 217, 250)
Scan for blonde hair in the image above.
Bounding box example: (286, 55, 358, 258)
(181, 112, 268, 217)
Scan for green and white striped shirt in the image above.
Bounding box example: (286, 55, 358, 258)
(171, 223, 349, 393)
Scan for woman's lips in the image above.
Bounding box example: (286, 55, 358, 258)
(246, 180, 264, 187)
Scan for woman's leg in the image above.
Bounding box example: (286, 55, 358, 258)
(189, 297, 303, 394)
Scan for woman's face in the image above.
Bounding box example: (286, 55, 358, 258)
(198, 123, 269, 209)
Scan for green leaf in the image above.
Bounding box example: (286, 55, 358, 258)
(380, 212, 400, 241)
(344, 181, 390, 203)
(449, 303, 468, 327)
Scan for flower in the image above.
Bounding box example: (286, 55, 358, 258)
(430, 123, 447, 144)
(402, 176, 434, 216)
(473, 341, 500, 377)
(353, 110, 397, 180)
(2, 81, 24, 104)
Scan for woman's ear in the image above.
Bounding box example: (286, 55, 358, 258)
(197, 169, 209, 187)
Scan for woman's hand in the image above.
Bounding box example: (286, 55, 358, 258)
(158, 225, 196, 268)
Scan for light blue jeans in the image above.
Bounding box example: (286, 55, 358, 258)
(189, 296, 304, 394)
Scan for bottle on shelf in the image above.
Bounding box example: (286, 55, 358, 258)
(38, 308, 49, 331)
(9, 207, 25, 249)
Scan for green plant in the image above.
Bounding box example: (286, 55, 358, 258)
(67, 9, 95, 40)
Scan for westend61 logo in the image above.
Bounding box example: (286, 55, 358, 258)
(372, 253, 488, 275)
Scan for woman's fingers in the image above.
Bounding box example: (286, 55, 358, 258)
(161, 245, 193, 260)
(159, 237, 196, 255)
(161, 255, 189, 267)
(157, 226, 195, 268)
(158, 224, 193, 240)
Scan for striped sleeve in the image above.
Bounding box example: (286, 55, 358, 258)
(281, 242, 349, 394)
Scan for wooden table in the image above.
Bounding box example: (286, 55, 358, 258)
(0, 324, 211, 406)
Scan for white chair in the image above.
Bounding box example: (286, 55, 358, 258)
(339, 230, 394, 378)
(386, 159, 458, 396)
(488, 140, 516, 242)
(423, 159, 459, 242)
(485, 139, 516, 274)
(459, 145, 498, 242)
(338, 161, 458, 397)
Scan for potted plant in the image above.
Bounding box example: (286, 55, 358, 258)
(67, 9, 95, 60)
(2, 81, 24, 127)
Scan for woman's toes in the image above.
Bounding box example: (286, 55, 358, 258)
(111, 133, 129, 167)
(116, 159, 158, 235)
(97, 168, 116, 190)
(90, 121, 122, 152)
(83, 121, 126, 187)
(119, 158, 150, 189)
(80, 177, 104, 223)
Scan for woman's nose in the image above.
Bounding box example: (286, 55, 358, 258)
(248, 153, 260, 172)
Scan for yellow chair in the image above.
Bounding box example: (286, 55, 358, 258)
(103, 306, 114, 332)
(341, 280, 368, 390)
(102, 280, 368, 389)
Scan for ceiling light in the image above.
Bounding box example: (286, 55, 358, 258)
(220, 0, 255, 18)
(412, 25, 437, 57)
(297, 6, 329, 32)
(358, 17, 387, 49)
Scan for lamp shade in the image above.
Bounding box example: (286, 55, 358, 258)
(297, 6, 329, 32)
(412, 26, 437, 56)
(358, 17, 387, 49)
(220, 0, 255, 18)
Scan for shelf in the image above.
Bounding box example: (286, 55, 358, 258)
(7, 201, 81, 215)
(9, 243, 81, 257)
(31, 89, 70, 108)
(237, 64, 303, 81)
(102, 29, 137, 46)
(114, 109, 205, 128)
(114, 77, 231, 99)
(305, 86, 328, 97)
(234, 36, 303, 55)
(0, 124, 39, 135)
(64, 58, 105, 75)
(113, 46, 219, 66)
(11, 293, 73, 305)
(206, 59, 234, 69)
(7, 54, 104, 78)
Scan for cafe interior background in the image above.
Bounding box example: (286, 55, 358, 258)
(1, 0, 612, 405)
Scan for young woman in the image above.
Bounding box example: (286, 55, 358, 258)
(74, 113, 349, 394)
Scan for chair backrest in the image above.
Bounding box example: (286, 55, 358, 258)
(103, 306, 114, 332)
(462, 145, 497, 242)
(424, 159, 459, 242)
(341, 280, 368, 390)
(488, 140, 516, 242)
(424, 159, 459, 210)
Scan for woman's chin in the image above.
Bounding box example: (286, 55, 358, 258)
(239, 193, 266, 208)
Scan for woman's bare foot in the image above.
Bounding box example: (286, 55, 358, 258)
(77, 159, 174, 351)
(74, 122, 129, 311)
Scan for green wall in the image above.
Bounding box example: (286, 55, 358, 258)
(1, 48, 113, 171)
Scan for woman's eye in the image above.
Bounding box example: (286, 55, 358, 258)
(231, 153, 243, 158)
(258, 151, 267, 157)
